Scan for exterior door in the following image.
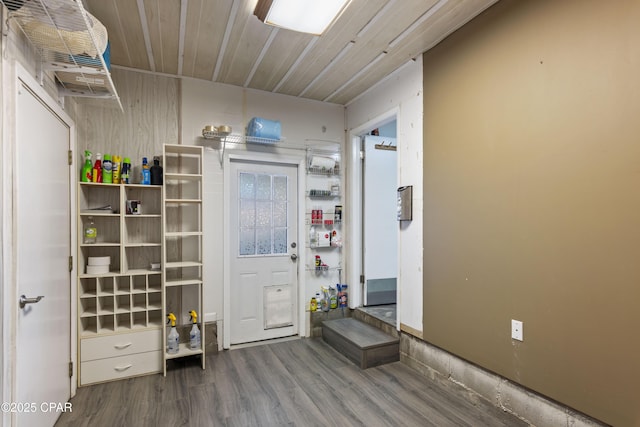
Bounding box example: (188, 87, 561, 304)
(15, 79, 71, 426)
(363, 135, 398, 305)
(229, 160, 298, 345)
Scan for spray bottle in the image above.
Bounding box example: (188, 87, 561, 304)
(81, 150, 92, 182)
(167, 313, 179, 354)
(189, 310, 201, 350)
(92, 153, 103, 183)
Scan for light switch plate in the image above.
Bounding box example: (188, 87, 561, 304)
(511, 319, 523, 341)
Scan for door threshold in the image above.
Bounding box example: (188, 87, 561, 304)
(229, 335, 300, 350)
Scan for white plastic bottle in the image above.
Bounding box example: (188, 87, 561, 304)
(315, 292, 323, 311)
(309, 225, 317, 248)
(167, 313, 179, 354)
(189, 310, 201, 350)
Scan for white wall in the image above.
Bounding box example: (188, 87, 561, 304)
(345, 57, 424, 334)
(180, 79, 344, 328)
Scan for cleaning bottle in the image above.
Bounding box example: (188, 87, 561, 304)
(320, 286, 330, 312)
(121, 157, 131, 184)
(92, 153, 103, 183)
(112, 155, 122, 184)
(141, 157, 151, 185)
(167, 313, 179, 354)
(329, 286, 338, 309)
(309, 225, 317, 248)
(83, 216, 97, 244)
(150, 156, 163, 185)
(81, 150, 92, 182)
(189, 310, 201, 350)
(102, 154, 113, 184)
(310, 296, 317, 312)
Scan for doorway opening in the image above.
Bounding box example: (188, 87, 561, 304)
(362, 125, 398, 306)
(347, 113, 398, 326)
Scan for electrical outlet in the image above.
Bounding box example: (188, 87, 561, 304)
(511, 319, 523, 341)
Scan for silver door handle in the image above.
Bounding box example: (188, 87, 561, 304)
(290, 254, 298, 261)
(19, 295, 44, 309)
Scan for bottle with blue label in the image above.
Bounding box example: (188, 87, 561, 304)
(141, 157, 151, 185)
(121, 157, 131, 184)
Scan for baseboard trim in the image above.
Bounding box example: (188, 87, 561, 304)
(400, 332, 605, 427)
(400, 322, 423, 339)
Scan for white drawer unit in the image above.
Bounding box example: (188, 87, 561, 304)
(81, 330, 161, 361)
(80, 350, 162, 385)
(79, 330, 162, 385)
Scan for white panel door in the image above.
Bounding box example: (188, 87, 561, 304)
(229, 160, 298, 344)
(363, 136, 398, 305)
(15, 81, 71, 426)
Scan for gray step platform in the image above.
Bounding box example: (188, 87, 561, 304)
(322, 318, 399, 369)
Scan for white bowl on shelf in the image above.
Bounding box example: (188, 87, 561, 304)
(88, 256, 110, 266)
(86, 265, 109, 275)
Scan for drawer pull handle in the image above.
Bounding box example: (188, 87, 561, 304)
(114, 343, 133, 350)
(114, 364, 132, 372)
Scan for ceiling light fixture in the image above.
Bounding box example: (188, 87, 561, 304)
(254, 0, 351, 36)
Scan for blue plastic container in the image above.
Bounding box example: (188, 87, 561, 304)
(246, 117, 281, 141)
(70, 41, 111, 69)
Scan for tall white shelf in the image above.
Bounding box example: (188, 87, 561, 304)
(162, 144, 205, 374)
(77, 182, 162, 385)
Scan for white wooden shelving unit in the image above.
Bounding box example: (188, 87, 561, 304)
(162, 144, 205, 374)
(77, 182, 162, 385)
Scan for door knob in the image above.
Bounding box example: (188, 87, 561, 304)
(19, 295, 44, 309)
(290, 254, 298, 261)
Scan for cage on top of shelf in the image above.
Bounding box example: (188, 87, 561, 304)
(1, 0, 122, 110)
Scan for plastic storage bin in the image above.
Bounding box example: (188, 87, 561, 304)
(246, 117, 281, 141)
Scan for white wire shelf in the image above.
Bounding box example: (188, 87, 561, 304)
(1, 0, 123, 111)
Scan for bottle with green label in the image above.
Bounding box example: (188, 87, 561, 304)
(81, 150, 92, 182)
(102, 154, 113, 184)
(84, 216, 97, 244)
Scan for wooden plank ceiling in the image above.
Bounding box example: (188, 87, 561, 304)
(85, 0, 499, 105)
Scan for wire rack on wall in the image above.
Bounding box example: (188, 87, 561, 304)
(1, 0, 123, 111)
(202, 127, 342, 167)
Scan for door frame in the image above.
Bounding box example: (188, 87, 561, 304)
(223, 151, 305, 349)
(346, 108, 398, 310)
(1, 62, 77, 425)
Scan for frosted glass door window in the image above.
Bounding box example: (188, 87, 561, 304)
(239, 172, 288, 256)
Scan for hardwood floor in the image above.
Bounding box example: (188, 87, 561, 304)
(56, 338, 527, 427)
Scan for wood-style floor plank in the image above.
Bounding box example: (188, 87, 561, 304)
(56, 338, 528, 427)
